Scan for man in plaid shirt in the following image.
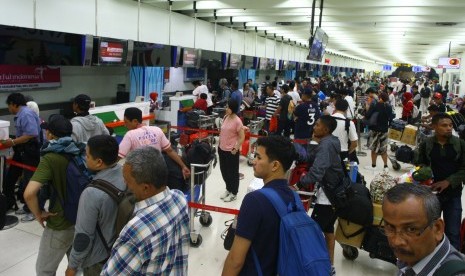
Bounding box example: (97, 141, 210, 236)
(101, 146, 189, 275)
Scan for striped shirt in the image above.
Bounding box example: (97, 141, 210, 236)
(101, 188, 189, 276)
(265, 95, 280, 120)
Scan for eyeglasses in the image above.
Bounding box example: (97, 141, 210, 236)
(380, 220, 436, 239)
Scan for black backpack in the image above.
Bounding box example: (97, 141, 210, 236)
(163, 152, 188, 192)
(420, 87, 431, 98)
(396, 145, 414, 163)
(184, 140, 217, 184)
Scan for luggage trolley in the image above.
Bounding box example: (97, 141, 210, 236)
(246, 118, 265, 165)
(188, 158, 214, 247)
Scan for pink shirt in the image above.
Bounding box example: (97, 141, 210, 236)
(219, 115, 243, 152)
(118, 126, 170, 158)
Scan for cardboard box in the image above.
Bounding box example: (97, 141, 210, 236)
(388, 128, 403, 141)
(373, 203, 383, 226)
(401, 124, 418, 145)
(335, 218, 365, 248)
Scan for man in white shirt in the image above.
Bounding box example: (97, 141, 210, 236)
(332, 99, 358, 162)
(340, 89, 356, 119)
(288, 81, 302, 105)
(192, 80, 213, 112)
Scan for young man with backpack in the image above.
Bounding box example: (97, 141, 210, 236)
(296, 115, 345, 275)
(23, 115, 87, 276)
(332, 99, 359, 162)
(223, 136, 330, 275)
(66, 135, 126, 276)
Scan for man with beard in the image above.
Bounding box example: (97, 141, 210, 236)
(414, 113, 465, 251)
(382, 184, 465, 275)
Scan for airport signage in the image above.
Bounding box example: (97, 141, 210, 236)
(0, 65, 61, 91)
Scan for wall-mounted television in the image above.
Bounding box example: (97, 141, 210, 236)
(181, 48, 200, 68)
(199, 50, 224, 70)
(242, 55, 255, 69)
(287, 61, 297, 70)
(93, 37, 133, 66)
(258, 58, 268, 70)
(308, 27, 329, 62)
(131, 42, 172, 67)
(267, 58, 276, 70)
(228, 54, 242, 69)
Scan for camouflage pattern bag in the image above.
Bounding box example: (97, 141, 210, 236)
(370, 172, 397, 204)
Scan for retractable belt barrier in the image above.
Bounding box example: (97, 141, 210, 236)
(171, 125, 309, 144)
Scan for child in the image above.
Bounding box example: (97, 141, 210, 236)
(193, 93, 208, 113)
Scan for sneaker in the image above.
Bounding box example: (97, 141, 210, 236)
(220, 191, 231, 200)
(363, 165, 377, 170)
(223, 194, 237, 202)
(331, 265, 336, 275)
(15, 209, 27, 215)
(1, 215, 19, 230)
(20, 213, 35, 223)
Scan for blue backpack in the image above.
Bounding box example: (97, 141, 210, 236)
(253, 189, 331, 276)
(50, 154, 92, 224)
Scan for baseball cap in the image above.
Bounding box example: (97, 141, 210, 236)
(41, 114, 73, 138)
(73, 94, 92, 110)
(433, 92, 442, 99)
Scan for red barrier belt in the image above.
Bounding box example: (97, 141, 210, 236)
(171, 125, 309, 144)
(188, 202, 240, 215)
(6, 159, 37, 172)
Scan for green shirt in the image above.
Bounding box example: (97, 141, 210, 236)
(31, 152, 73, 230)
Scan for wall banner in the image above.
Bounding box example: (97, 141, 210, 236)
(0, 65, 61, 91)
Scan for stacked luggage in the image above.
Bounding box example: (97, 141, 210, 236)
(336, 171, 397, 265)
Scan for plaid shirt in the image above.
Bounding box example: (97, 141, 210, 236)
(101, 188, 189, 276)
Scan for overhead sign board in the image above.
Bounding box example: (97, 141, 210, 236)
(437, 57, 461, 69)
(393, 63, 411, 67)
(382, 65, 392, 71)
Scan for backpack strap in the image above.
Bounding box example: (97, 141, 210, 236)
(87, 179, 125, 254)
(258, 188, 303, 218)
(433, 259, 465, 276)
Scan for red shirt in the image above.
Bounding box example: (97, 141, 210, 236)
(193, 99, 208, 112)
(402, 100, 414, 118)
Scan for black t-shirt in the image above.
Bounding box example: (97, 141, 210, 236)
(431, 143, 459, 182)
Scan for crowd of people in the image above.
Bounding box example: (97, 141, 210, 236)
(2, 69, 465, 276)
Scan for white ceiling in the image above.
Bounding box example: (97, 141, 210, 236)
(142, 0, 465, 66)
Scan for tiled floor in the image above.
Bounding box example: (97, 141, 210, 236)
(0, 115, 461, 275)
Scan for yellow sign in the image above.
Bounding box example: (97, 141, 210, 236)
(393, 63, 411, 67)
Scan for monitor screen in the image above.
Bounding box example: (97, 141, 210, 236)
(437, 57, 461, 69)
(182, 48, 199, 68)
(242, 55, 255, 69)
(267, 58, 276, 70)
(259, 58, 268, 70)
(287, 61, 297, 70)
(100, 40, 125, 63)
(229, 54, 242, 69)
(199, 50, 223, 70)
(131, 42, 171, 67)
(308, 27, 329, 62)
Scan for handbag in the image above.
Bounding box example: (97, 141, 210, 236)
(222, 217, 237, 250)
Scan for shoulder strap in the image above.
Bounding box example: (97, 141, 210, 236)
(87, 179, 124, 254)
(258, 188, 303, 218)
(433, 259, 465, 276)
(87, 179, 125, 204)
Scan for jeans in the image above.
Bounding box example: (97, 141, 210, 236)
(441, 195, 462, 251)
(36, 226, 75, 276)
(218, 148, 240, 195)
